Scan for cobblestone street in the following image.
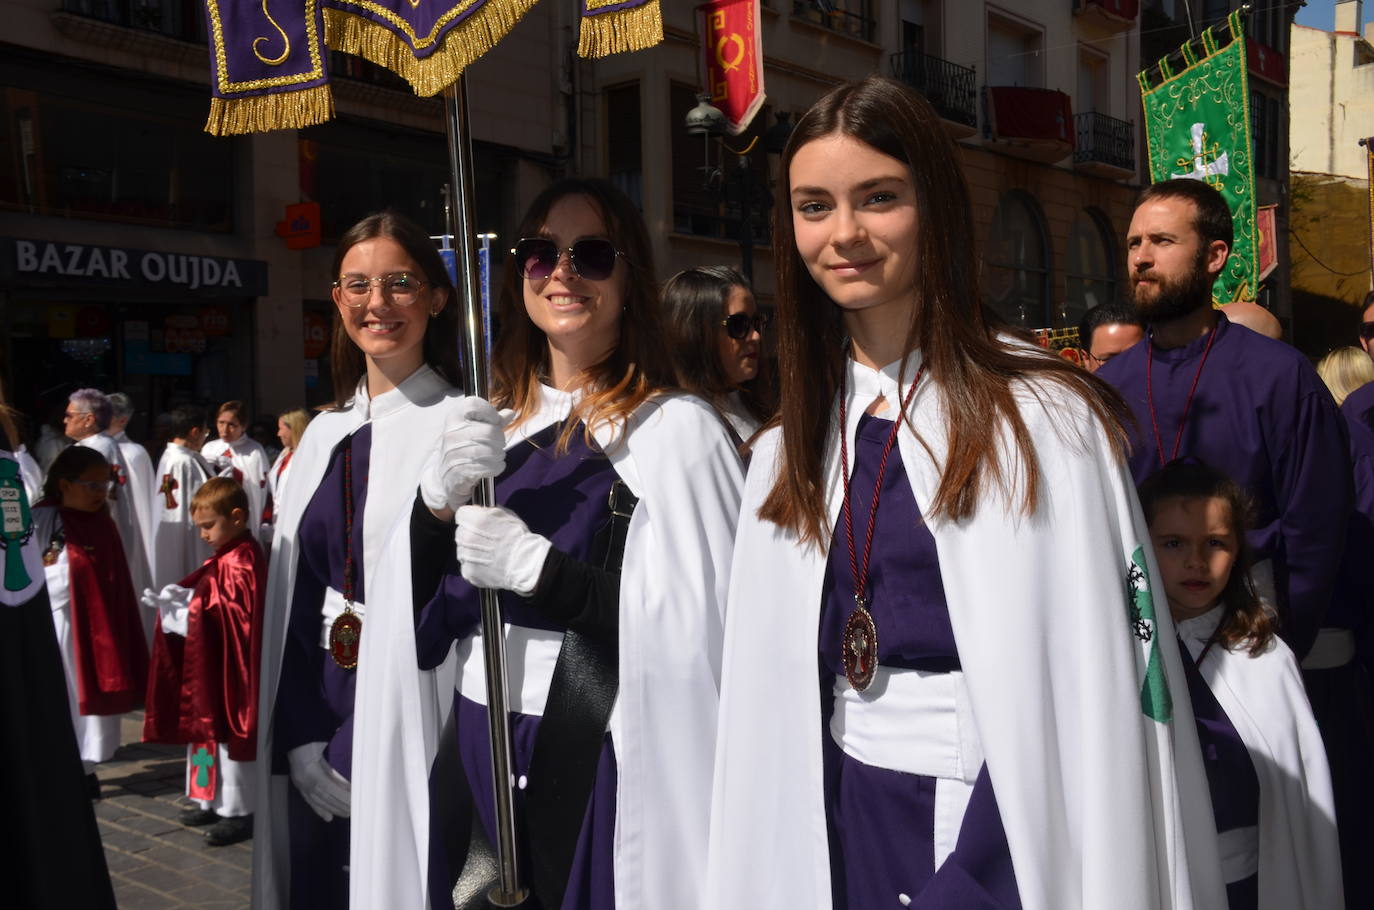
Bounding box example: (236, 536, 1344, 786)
(94, 712, 251, 909)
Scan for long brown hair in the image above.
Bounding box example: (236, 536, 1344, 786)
(1138, 459, 1275, 656)
(492, 178, 673, 449)
(661, 266, 775, 424)
(760, 75, 1129, 547)
(328, 211, 462, 408)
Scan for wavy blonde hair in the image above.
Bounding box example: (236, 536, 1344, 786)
(1316, 346, 1374, 406)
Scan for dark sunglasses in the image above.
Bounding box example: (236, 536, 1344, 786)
(721, 311, 771, 340)
(512, 237, 622, 282)
(1360, 321, 1374, 342)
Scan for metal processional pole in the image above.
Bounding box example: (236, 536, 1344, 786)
(443, 74, 529, 909)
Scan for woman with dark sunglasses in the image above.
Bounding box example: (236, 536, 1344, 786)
(662, 266, 777, 447)
(706, 76, 1226, 909)
(251, 211, 469, 910)
(395, 177, 744, 910)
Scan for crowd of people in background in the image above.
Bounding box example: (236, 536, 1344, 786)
(4, 72, 1374, 910)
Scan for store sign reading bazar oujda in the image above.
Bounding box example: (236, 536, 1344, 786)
(5, 239, 267, 296)
(15, 240, 241, 290)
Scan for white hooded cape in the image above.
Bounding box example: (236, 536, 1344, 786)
(1176, 608, 1344, 909)
(202, 435, 271, 534)
(353, 385, 744, 910)
(706, 353, 1227, 910)
(251, 365, 463, 910)
(150, 443, 212, 589)
(113, 432, 155, 566)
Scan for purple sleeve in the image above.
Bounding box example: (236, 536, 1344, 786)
(272, 551, 335, 766)
(1272, 386, 1352, 658)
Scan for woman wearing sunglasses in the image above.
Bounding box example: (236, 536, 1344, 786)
(662, 266, 776, 447)
(251, 211, 468, 910)
(706, 76, 1226, 908)
(400, 177, 744, 910)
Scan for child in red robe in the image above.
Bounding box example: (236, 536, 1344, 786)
(143, 477, 265, 847)
(33, 445, 150, 795)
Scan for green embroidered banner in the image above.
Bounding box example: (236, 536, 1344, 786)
(1138, 10, 1257, 304)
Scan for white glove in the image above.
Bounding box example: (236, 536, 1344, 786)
(140, 584, 193, 637)
(287, 741, 351, 822)
(419, 398, 508, 512)
(455, 505, 552, 598)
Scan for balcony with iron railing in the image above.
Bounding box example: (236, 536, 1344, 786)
(983, 86, 1075, 163)
(888, 51, 978, 135)
(791, 0, 876, 44)
(57, 0, 206, 44)
(1073, 111, 1135, 177)
(1071, 0, 1140, 29)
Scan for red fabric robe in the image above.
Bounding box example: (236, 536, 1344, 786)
(143, 533, 265, 762)
(58, 506, 150, 716)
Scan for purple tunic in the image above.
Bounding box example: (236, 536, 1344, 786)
(1098, 315, 1351, 657)
(418, 423, 619, 910)
(274, 424, 372, 910)
(1320, 396, 1374, 909)
(1178, 643, 1260, 909)
(818, 414, 1019, 909)
(1342, 379, 1374, 435)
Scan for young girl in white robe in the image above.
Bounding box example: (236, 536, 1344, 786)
(705, 75, 1225, 910)
(1140, 458, 1343, 910)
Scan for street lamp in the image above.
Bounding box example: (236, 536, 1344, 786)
(682, 98, 790, 284)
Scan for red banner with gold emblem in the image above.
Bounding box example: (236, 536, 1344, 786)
(701, 0, 764, 135)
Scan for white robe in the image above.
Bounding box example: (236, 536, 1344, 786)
(113, 431, 156, 581)
(354, 386, 745, 910)
(706, 352, 1227, 910)
(76, 433, 153, 637)
(1176, 607, 1344, 909)
(15, 445, 42, 506)
(202, 435, 271, 534)
(33, 506, 123, 769)
(252, 365, 463, 910)
(261, 447, 295, 546)
(150, 443, 212, 589)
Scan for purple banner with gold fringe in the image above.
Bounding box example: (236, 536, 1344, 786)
(204, 0, 662, 135)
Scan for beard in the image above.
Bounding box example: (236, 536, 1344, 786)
(1131, 249, 1213, 323)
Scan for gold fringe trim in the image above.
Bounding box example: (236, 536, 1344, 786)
(578, 1, 663, 59)
(324, 0, 537, 98)
(205, 84, 335, 136)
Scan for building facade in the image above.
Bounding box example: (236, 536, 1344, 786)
(1288, 0, 1374, 351)
(2, 0, 1155, 436)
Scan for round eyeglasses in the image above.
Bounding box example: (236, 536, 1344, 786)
(332, 272, 427, 307)
(512, 237, 623, 282)
(721, 311, 771, 340)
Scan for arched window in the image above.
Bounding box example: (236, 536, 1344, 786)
(1063, 208, 1119, 328)
(982, 191, 1050, 328)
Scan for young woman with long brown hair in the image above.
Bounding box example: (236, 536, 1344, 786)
(404, 177, 744, 910)
(706, 75, 1225, 909)
(252, 210, 467, 910)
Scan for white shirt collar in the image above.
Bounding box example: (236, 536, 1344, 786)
(350, 364, 451, 421)
(1174, 603, 1226, 644)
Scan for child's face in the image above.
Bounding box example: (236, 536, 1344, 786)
(192, 505, 247, 550)
(1149, 496, 1238, 622)
(59, 464, 112, 513)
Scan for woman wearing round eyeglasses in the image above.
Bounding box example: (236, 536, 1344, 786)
(251, 211, 468, 910)
(662, 266, 776, 446)
(33, 444, 149, 792)
(399, 177, 743, 910)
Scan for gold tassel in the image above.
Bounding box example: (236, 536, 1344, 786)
(578, 1, 663, 59)
(205, 84, 335, 136)
(324, 0, 538, 98)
